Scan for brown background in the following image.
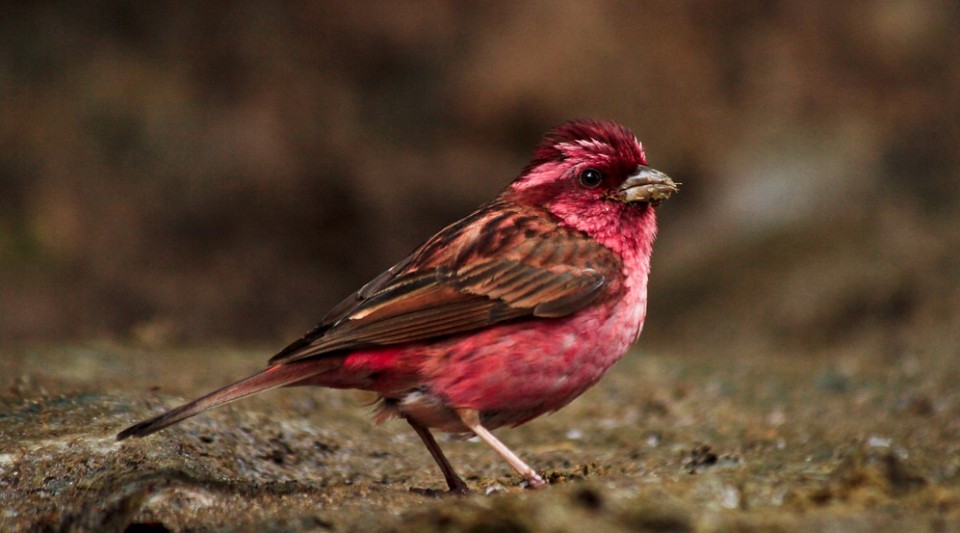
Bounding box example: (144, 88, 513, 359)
(3, 3, 960, 531)
(2, 2, 958, 358)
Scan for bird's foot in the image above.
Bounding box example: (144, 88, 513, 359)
(522, 472, 547, 489)
(447, 477, 472, 495)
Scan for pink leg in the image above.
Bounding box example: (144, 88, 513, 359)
(456, 408, 546, 489)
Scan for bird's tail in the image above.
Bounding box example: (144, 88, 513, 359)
(117, 359, 336, 440)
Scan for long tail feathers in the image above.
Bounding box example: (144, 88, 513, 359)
(117, 360, 334, 441)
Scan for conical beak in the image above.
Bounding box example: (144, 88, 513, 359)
(617, 166, 678, 205)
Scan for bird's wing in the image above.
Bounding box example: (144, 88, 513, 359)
(268, 203, 618, 364)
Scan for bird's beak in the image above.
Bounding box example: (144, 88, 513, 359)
(617, 166, 679, 206)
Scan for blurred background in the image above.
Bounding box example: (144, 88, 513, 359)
(1, 1, 958, 360)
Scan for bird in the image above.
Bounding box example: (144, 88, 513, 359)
(117, 119, 678, 493)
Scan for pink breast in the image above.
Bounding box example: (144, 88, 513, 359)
(420, 280, 646, 426)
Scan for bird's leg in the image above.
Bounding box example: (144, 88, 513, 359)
(406, 417, 470, 495)
(456, 408, 546, 489)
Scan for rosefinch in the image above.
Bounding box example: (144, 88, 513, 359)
(118, 119, 678, 493)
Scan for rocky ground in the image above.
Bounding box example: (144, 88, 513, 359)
(4, 339, 959, 532)
(3, 4, 959, 532)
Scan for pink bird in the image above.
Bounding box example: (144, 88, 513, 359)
(118, 119, 678, 493)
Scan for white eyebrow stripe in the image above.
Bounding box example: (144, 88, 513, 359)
(575, 139, 608, 150)
(556, 139, 610, 155)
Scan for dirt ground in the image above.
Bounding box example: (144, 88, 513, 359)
(4, 337, 959, 532)
(3, 3, 959, 532)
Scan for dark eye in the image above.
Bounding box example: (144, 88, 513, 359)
(577, 168, 604, 188)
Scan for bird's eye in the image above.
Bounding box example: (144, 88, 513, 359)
(577, 168, 604, 188)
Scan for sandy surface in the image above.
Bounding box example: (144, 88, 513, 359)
(3, 341, 959, 532)
(2, 4, 958, 531)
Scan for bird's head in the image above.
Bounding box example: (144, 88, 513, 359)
(509, 120, 678, 249)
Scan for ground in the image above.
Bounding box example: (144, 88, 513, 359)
(4, 340, 959, 532)
(2, 3, 958, 531)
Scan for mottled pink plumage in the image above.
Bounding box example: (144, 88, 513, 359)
(118, 119, 677, 493)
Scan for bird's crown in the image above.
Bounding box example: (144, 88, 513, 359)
(524, 119, 647, 175)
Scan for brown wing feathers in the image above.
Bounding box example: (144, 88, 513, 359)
(269, 205, 619, 365)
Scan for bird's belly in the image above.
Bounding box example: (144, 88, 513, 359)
(407, 293, 646, 430)
(379, 389, 557, 433)
(342, 285, 647, 432)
